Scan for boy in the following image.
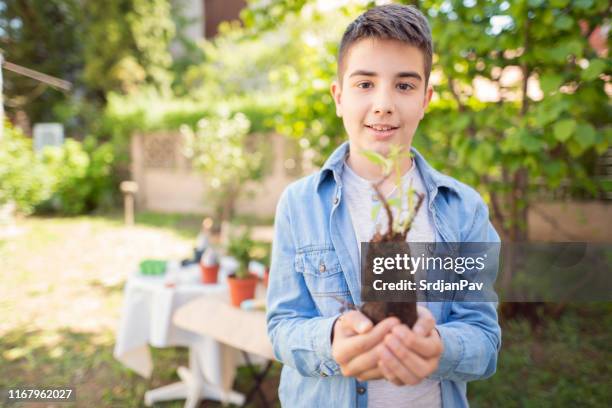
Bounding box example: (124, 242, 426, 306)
(266, 4, 501, 407)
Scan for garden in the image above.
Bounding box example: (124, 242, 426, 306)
(1, 0, 610, 406)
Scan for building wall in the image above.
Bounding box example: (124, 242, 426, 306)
(204, 0, 247, 38)
(130, 131, 298, 217)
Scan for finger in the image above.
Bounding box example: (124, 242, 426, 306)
(334, 317, 400, 365)
(340, 310, 373, 335)
(344, 343, 386, 379)
(384, 334, 438, 379)
(356, 367, 383, 381)
(341, 347, 378, 377)
(413, 306, 436, 336)
(378, 345, 420, 385)
(391, 325, 443, 359)
(378, 359, 402, 386)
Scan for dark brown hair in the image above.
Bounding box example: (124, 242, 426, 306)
(338, 4, 433, 85)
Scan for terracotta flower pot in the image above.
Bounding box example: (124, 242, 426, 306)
(200, 264, 219, 284)
(228, 273, 258, 307)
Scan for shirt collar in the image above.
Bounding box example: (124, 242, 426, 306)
(314, 141, 458, 196)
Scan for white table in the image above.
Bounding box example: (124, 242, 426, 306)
(113, 258, 251, 407)
(174, 290, 275, 407)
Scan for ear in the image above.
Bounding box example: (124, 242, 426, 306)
(330, 80, 342, 117)
(419, 85, 433, 119)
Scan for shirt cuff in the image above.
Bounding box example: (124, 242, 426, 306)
(433, 324, 464, 378)
(312, 314, 341, 376)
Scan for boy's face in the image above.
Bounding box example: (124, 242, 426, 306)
(331, 38, 432, 157)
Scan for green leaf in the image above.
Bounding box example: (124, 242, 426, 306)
(521, 131, 544, 153)
(501, 130, 522, 153)
(550, 0, 570, 6)
(581, 59, 607, 81)
(454, 115, 470, 131)
(360, 150, 388, 171)
(566, 140, 585, 158)
(574, 0, 594, 9)
(553, 119, 576, 142)
(528, 0, 545, 7)
(371, 203, 381, 221)
(540, 74, 563, 94)
(387, 197, 401, 209)
(470, 143, 494, 173)
(548, 44, 570, 63)
(554, 15, 573, 31)
(575, 123, 597, 149)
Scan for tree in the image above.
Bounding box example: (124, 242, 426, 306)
(418, 0, 610, 241)
(0, 0, 176, 134)
(81, 0, 175, 96)
(0, 0, 82, 126)
(240, 0, 611, 241)
(181, 111, 264, 224)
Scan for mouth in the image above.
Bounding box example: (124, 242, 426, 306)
(365, 124, 399, 139)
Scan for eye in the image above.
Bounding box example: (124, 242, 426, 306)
(357, 81, 373, 89)
(397, 82, 415, 91)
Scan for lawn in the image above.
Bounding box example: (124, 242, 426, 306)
(0, 214, 609, 407)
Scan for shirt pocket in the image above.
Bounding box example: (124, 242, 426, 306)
(295, 245, 351, 317)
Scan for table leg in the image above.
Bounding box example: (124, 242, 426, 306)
(143, 346, 246, 407)
(241, 352, 274, 408)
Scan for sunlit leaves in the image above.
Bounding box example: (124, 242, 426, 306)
(554, 119, 577, 142)
(580, 59, 607, 81)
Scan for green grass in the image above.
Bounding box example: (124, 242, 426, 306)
(0, 214, 279, 407)
(470, 303, 611, 407)
(0, 214, 609, 407)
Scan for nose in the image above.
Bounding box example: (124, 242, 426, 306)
(372, 88, 394, 115)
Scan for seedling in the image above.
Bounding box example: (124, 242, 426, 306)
(339, 146, 425, 327)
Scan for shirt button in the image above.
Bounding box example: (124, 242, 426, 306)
(357, 386, 366, 395)
(319, 263, 326, 273)
(333, 197, 339, 205)
(321, 372, 328, 377)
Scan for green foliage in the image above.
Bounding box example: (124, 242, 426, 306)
(415, 0, 610, 239)
(0, 0, 176, 138)
(237, 0, 610, 240)
(182, 111, 264, 222)
(0, 123, 114, 216)
(469, 304, 612, 407)
(226, 229, 256, 278)
(0, 123, 53, 214)
(81, 0, 175, 94)
(0, 0, 82, 125)
(37, 137, 116, 215)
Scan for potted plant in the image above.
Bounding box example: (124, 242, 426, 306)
(200, 247, 220, 284)
(226, 229, 258, 307)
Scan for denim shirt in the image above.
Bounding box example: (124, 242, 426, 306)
(266, 142, 502, 407)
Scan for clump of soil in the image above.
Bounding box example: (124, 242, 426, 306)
(362, 181, 424, 327)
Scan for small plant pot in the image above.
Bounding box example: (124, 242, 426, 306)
(228, 273, 258, 307)
(200, 264, 219, 284)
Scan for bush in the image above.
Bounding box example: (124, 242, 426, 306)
(37, 137, 116, 215)
(0, 123, 53, 214)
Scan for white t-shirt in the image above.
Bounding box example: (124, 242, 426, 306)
(341, 158, 441, 408)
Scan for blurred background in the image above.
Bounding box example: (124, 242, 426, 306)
(0, 0, 610, 406)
